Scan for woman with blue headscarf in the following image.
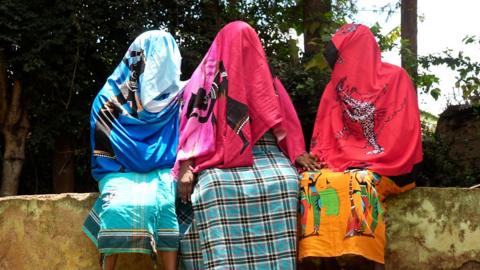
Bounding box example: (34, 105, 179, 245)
(82, 30, 186, 270)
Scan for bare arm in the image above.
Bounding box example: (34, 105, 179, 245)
(177, 159, 196, 203)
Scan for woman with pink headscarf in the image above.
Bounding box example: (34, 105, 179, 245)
(298, 23, 422, 269)
(174, 21, 319, 269)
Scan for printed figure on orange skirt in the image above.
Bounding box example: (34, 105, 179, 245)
(298, 23, 423, 270)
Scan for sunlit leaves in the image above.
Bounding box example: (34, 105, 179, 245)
(417, 36, 480, 104)
(305, 52, 328, 71)
(370, 23, 401, 52)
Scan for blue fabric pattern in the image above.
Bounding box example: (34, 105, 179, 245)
(90, 30, 185, 180)
(83, 168, 179, 254)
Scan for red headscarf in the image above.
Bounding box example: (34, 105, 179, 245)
(310, 23, 422, 176)
(174, 21, 305, 175)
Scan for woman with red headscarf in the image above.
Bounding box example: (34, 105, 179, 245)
(298, 23, 422, 268)
(174, 21, 319, 269)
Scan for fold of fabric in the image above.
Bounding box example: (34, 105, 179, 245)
(90, 30, 185, 180)
(174, 21, 305, 176)
(310, 23, 422, 176)
(273, 77, 306, 164)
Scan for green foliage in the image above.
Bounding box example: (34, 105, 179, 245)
(269, 56, 330, 147)
(301, 0, 357, 72)
(370, 23, 400, 52)
(1, 0, 191, 193)
(305, 53, 328, 71)
(417, 39, 480, 104)
(414, 132, 479, 188)
(414, 106, 480, 188)
(1, 0, 329, 193)
(367, 18, 480, 106)
(6, 0, 475, 193)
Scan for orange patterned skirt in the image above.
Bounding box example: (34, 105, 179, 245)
(298, 169, 414, 264)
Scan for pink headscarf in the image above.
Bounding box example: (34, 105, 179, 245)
(311, 24, 422, 176)
(173, 21, 305, 177)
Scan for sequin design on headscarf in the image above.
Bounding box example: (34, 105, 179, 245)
(336, 23, 359, 35)
(310, 23, 422, 176)
(336, 77, 384, 155)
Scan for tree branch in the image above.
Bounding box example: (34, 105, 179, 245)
(64, 47, 79, 110)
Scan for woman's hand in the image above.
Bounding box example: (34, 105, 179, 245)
(178, 159, 196, 204)
(295, 152, 322, 171)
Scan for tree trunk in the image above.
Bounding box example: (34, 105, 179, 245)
(0, 49, 7, 127)
(302, 0, 332, 149)
(52, 135, 75, 193)
(0, 79, 29, 196)
(303, 0, 332, 58)
(401, 0, 417, 78)
(205, 0, 221, 28)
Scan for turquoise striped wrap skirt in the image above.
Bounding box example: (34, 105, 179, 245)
(83, 168, 179, 255)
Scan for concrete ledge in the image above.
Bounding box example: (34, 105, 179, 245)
(0, 193, 162, 270)
(1, 188, 479, 269)
(385, 187, 480, 270)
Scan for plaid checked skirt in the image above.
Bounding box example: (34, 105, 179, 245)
(83, 168, 179, 255)
(177, 133, 299, 269)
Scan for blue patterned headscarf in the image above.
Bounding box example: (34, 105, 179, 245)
(90, 30, 186, 181)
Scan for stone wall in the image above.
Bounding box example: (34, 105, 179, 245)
(385, 188, 480, 270)
(0, 193, 162, 270)
(1, 188, 479, 270)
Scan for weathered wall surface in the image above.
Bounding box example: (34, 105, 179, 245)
(1, 188, 479, 270)
(0, 193, 162, 270)
(385, 188, 480, 270)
